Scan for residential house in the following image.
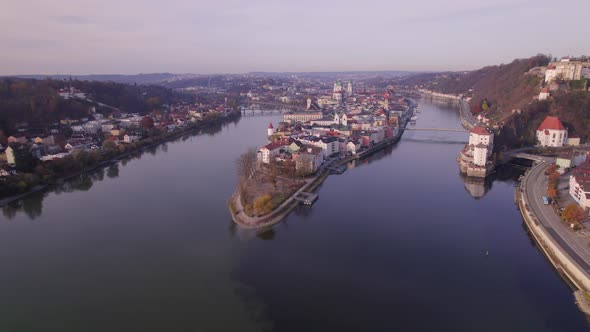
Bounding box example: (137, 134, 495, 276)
(569, 162, 590, 212)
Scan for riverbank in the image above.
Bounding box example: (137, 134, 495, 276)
(519, 158, 590, 315)
(0, 112, 241, 208)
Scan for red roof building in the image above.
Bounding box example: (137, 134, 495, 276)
(470, 126, 490, 136)
(537, 116, 565, 131)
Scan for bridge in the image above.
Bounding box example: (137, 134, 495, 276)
(405, 127, 468, 133)
(240, 109, 291, 116)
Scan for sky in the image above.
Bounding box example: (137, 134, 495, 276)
(1, 0, 589, 75)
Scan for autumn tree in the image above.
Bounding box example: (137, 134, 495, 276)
(253, 194, 273, 216)
(545, 164, 558, 175)
(546, 187, 557, 199)
(140, 116, 155, 129)
(562, 204, 587, 224)
(102, 140, 117, 156)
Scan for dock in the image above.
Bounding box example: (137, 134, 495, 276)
(293, 192, 319, 206)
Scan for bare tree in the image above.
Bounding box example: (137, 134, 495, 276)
(236, 148, 258, 192)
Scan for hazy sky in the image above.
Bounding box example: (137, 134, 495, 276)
(1, 0, 589, 75)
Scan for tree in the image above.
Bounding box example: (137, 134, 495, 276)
(548, 171, 560, 187)
(545, 164, 558, 175)
(268, 160, 280, 190)
(11, 143, 35, 172)
(102, 140, 117, 155)
(146, 96, 161, 110)
(140, 116, 155, 129)
(253, 194, 273, 216)
(482, 99, 490, 111)
(562, 204, 586, 223)
(546, 187, 557, 198)
(236, 148, 258, 183)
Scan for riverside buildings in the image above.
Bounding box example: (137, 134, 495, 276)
(256, 83, 410, 175)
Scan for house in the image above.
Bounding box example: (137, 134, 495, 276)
(539, 87, 550, 100)
(346, 140, 361, 155)
(556, 152, 573, 170)
(536, 116, 567, 147)
(111, 127, 124, 137)
(30, 144, 44, 159)
(5, 146, 15, 165)
(294, 145, 324, 174)
(569, 162, 590, 212)
(123, 135, 139, 144)
(567, 136, 581, 146)
(257, 141, 287, 164)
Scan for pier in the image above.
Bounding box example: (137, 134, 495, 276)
(293, 192, 319, 206)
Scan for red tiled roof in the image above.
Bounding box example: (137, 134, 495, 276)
(268, 122, 273, 129)
(537, 116, 565, 131)
(469, 126, 490, 135)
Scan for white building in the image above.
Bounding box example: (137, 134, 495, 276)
(544, 59, 590, 83)
(5, 146, 15, 165)
(536, 116, 567, 147)
(334, 112, 348, 126)
(569, 163, 590, 211)
(468, 126, 493, 167)
(257, 141, 286, 164)
(284, 112, 323, 123)
(539, 87, 550, 100)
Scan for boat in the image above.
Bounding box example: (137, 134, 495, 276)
(410, 116, 419, 122)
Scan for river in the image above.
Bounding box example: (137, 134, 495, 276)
(1, 99, 589, 331)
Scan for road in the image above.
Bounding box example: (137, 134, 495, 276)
(524, 158, 590, 275)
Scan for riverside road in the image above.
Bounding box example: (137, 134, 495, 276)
(524, 158, 590, 274)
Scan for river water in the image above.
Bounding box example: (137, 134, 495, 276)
(1, 99, 589, 331)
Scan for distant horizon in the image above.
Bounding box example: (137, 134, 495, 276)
(2, 0, 589, 76)
(0, 55, 570, 77)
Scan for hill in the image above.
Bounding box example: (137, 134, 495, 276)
(400, 55, 590, 148)
(0, 78, 190, 136)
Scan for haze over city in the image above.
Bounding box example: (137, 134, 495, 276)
(2, 0, 589, 75)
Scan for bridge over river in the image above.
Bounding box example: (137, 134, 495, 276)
(405, 127, 468, 133)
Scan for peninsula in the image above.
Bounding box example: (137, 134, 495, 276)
(229, 82, 414, 228)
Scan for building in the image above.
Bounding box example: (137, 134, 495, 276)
(267, 122, 274, 137)
(5, 146, 15, 165)
(539, 87, 550, 100)
(458, 126, 494, 177)
(284, 112, 323, 123)
(536, 116, 567, 147)
(346, 81, 353, 96)
(294, 145, 324, 174)
(567, 136, 581, 146)
(569, 162, 590, 211)
(545, 59, 590, 83)
(334, 112, 348, 126)
(257, 141, 286, 164)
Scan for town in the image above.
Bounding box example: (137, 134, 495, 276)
(0, 81, 240, 200)
(230, 80, 415, 227)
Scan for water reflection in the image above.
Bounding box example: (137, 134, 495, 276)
(461, 175, 490, 199)
(1, 117, 241, 221)
(459, 164, 526, 200)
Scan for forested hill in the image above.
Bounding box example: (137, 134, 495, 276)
(400, 55, 590, 148)
(0, 78, 191, 135)
(401, 55, 550, 115)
